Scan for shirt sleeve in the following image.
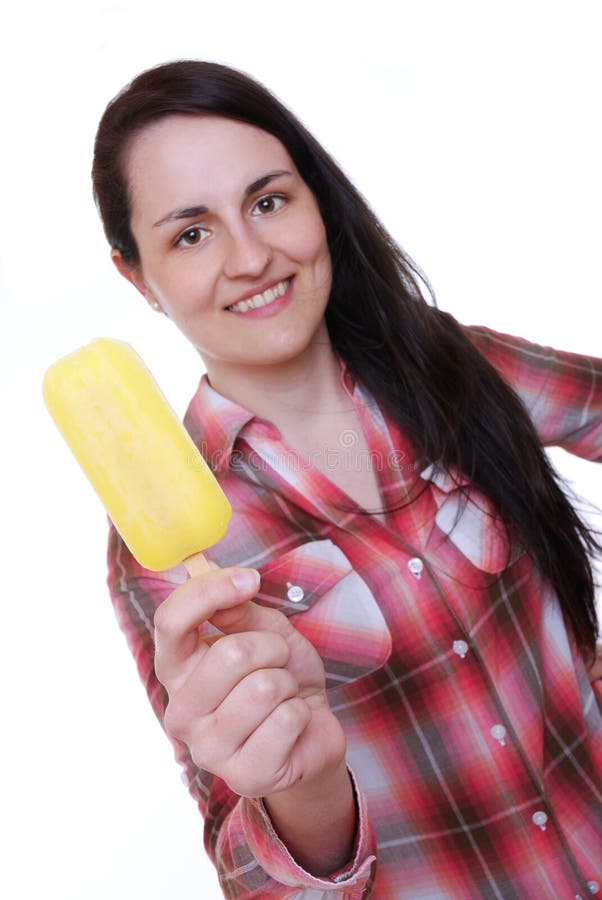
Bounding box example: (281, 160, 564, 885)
(107, 528, 376, 898)
(465, 325, 602, 461)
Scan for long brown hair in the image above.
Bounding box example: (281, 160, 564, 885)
(92, 60, 599, 662)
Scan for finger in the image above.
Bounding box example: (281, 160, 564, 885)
(210, 594, 296, 639)
(167, 629, 291, 718)
(154, 567, 260, 685)
(226, 697, 312, 797)
(155, 568, 299, 686)
(234, 696, 347, 798)
(180, 667, 300, 771)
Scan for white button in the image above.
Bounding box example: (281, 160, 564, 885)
(532, 811, 548, 831)
(588, 881, 600, 895)
(490, 724, 507, 746)
(453, 640, 469, 658)
(286, 583, 304, 603)
(408, 557, 424, 578)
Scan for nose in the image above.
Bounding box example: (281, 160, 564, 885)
(222, 223, 273, 280)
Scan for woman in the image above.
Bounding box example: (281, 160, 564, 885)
(94, 60, 601, 897)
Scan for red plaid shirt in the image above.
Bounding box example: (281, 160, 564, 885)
(108, 326, 601, 898)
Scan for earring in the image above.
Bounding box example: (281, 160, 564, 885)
(150, 300, 162, 311)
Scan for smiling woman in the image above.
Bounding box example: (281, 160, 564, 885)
(91, 60, 601, 898)
(111, 115, 332, 395)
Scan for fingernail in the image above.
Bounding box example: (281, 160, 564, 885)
(230, 568, 260, 593)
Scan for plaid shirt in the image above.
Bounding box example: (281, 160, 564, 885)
(108, 326, 601, 899)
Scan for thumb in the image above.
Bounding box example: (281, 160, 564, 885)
(210, 572, 294, 640)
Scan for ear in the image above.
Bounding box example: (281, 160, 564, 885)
(111, 249, 164, 313)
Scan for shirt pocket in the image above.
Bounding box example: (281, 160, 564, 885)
(420, 463, 523, 578)
(255, 539, 392, 690)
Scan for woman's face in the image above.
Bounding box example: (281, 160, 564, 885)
(116, 114, 332, 381)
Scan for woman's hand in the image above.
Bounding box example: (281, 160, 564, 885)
(153, 566, 347, 800)
(154, 566, 357, 875)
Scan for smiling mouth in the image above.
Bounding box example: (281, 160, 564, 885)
(226, 277, 292, 313)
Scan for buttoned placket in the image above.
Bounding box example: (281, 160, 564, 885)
(407, 550, 601, 895)
(235, 385, 599, 897)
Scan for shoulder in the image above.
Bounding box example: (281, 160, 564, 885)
(462, 324, 602, 456)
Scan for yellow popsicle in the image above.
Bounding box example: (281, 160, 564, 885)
(43, 338, 231, 573)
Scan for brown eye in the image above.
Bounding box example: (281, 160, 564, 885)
(251, 195, 286, 216)
(176, 226, 209, 247)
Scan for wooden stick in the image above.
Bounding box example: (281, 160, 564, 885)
(183, 552, 213, 577)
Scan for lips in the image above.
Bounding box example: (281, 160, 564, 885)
(226, 277, 292, 313)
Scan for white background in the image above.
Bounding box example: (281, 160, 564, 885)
(1, 1, 600, 898)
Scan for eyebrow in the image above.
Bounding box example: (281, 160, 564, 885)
(152, 169, 293, 227)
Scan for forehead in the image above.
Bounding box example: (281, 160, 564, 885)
(125, 115, 294, 215)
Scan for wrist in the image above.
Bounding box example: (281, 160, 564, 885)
(265, 757, 349, 806)
(263, 761, 357, 876)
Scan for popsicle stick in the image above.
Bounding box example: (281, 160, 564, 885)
(183, 552, 213, 577)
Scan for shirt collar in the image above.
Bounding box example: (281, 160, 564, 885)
(183, 374, 256, 473)
(183, 356, 359, 474)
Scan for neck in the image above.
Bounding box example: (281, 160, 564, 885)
(203, 326, 352, 430)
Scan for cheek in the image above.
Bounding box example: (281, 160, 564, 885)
(311, 224, 333, 288)
(145, 260, 215, 312)
(292, 214, 331, 270)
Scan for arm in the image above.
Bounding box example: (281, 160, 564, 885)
(263, 762, 357, 876)
(466, 326, 602, 460)
(466, 326, 602, 684)
(108, 533, 375, 896)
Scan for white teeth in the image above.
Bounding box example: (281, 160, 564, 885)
(229, 278, 289, 313)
